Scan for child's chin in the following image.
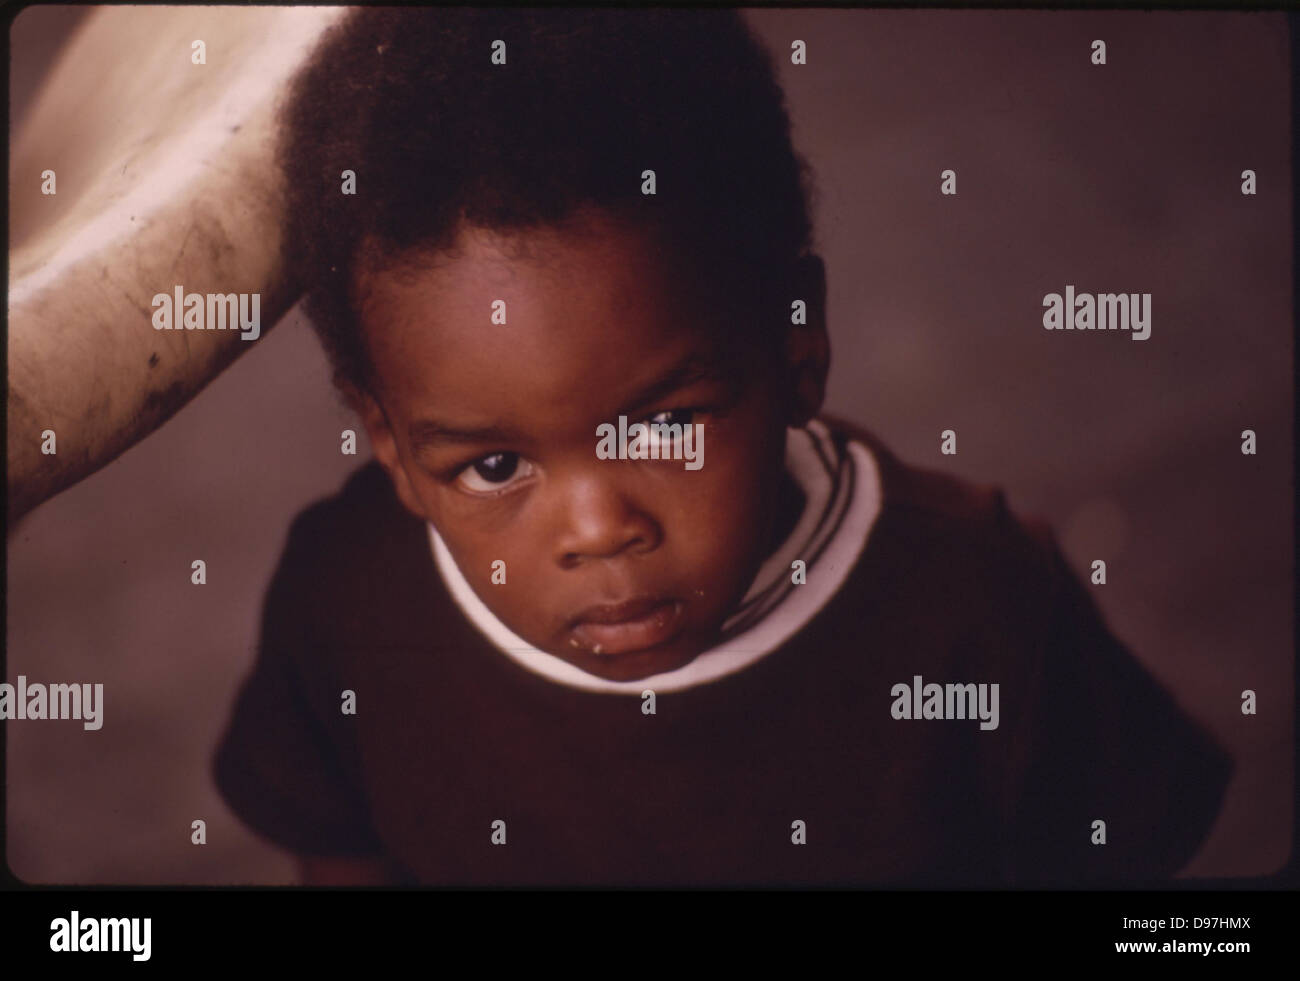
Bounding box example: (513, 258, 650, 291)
(557, 641, 704, 683)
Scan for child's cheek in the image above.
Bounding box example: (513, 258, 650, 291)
(422, 492, 530, 599)
(451, 537, 537, 629)
(425, 481, 529, 535)
(676, 453, 771, 563)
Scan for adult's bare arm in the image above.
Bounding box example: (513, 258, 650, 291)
(7, 6, 348, 525)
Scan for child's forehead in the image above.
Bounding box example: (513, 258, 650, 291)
(349, 212, 779, 424)
(356, 223, 744, 348)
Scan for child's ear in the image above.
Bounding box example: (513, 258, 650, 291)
(784, 253, 830, 427)
(339, 376, 431, 522)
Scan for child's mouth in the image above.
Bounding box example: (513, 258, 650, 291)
(568, 597, 684, 656)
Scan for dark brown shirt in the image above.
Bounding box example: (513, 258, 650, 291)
(213, 420, 1231, 886)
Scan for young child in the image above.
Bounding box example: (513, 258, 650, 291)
(213, 7, 1230, 886)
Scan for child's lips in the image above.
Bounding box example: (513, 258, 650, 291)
(568, 598, 684, 656)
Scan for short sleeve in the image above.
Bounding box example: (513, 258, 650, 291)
(989, 517, 1232, 885)
(213, 511, 385, 859)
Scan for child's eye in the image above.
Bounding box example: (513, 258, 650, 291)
(455, 452, 536, 495)
(646, 408, 695, 427)
(642, 408, 699, 456)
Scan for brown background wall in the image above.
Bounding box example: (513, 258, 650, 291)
(6, 7, 1292, 882)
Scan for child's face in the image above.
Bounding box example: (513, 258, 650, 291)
(353, 213, 825, 682)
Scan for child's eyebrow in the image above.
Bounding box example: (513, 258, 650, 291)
(618, 353, 733, 416)
(408, 420, 530, 450)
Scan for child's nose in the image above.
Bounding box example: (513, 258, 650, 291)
(549, 471, 662, 569)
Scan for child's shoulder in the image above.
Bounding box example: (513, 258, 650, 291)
(272, 460, 428, 593)
(284, 460, 411, 542)
(820, 413, 1057, 570)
